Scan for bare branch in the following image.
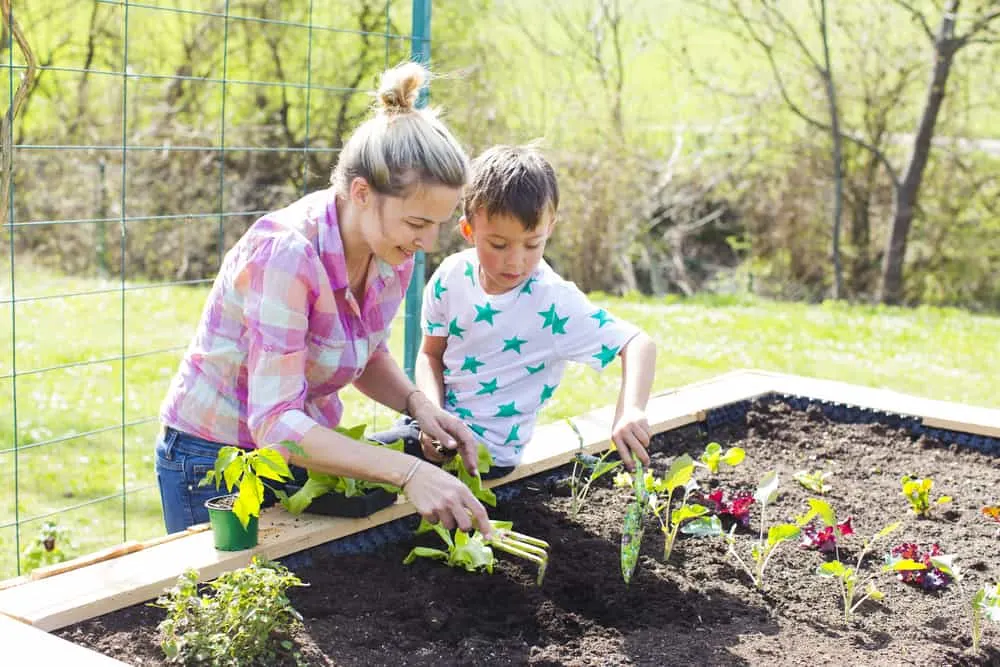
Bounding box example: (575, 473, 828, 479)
(890, 0, 936, 40)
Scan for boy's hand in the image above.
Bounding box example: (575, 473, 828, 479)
(419, 431, 457, 463)
(409, 393, 481, 476)
(612, 407, 651, 471)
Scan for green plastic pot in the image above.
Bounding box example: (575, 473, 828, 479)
(205, 495, 259, 551)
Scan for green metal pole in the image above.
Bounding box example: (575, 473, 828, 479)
(403, 0, 431, 381)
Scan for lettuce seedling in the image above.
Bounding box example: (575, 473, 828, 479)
(793, 469, 833, 495)
(816, 521, 924, 623)
(698, 442, 745, 474)
(567, 419, 622, 517)
(900, 474, 952, 517)
(888, 542, 951, 590)
(442, 442, 497, 507)
(646, 454, 705, 562)
(701, 488, 755, 528)
(404, 519, 549, 584)
(685, 471, 800, 590)
(796, 497, 853, 557)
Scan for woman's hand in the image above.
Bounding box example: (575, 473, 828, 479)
(407, 391, 481, 476)
(403, 460, 493, 538)
(611, 406, 651, 471)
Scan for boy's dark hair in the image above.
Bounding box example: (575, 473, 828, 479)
(463, 145, 559, 230)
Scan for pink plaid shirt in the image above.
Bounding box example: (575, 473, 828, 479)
(160, 188, 413, 448)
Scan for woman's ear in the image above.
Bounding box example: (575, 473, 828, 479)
(459, 216, 474, 244)
(349, 177, 372, 208)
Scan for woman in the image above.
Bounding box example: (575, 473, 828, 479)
(155, 62, 491, 538)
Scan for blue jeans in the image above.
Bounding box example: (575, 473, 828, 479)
(155, 426, 306, 534)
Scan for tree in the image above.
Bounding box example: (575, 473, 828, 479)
(878, 0, 1000, 304)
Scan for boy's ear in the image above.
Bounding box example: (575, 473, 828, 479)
(348, 177, 372, 207)
(459, 216, 474, 244)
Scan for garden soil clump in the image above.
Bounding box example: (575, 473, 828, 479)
(58, 401, 1000, 665)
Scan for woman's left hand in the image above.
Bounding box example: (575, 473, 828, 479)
(409, 392, 481, 476)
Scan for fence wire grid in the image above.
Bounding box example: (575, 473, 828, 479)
(1, 0, 432, 578)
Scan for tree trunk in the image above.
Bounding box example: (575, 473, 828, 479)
(819, 0, 844, 300)
(878, 1, 959, 305)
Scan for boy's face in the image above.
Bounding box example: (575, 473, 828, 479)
(461, 207, 556, 295)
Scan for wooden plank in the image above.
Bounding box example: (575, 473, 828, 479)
(0, 371, 773, 632)
(0, 613, 128, 665)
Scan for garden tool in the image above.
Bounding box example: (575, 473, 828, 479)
(486, 521, 550, 585)
(621, 461, 648, 585)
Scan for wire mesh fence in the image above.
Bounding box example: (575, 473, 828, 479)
(1, 0, 427, 579)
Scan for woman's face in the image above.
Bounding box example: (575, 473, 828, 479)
(362, 182, 462, 266)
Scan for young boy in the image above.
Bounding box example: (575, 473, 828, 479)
(412, 144, 657, 477)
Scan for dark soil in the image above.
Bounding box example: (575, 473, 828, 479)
(57, 401, 1000, 666)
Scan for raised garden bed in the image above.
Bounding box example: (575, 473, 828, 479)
(53, 396, 1000, 665)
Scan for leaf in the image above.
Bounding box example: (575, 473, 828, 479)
(866, 582, 884, 601)
(936, 495, 953, 505)
(403, 547, 449, 565)
(817, 561, 847, 577)
(766, 523, 800, 546)
(223, 455, 245, 493)
(754, 471, 779, 505)
(253, 449, 292, 482)
(885, 558, 926, 572)
(806, 498, 836, 527)
(681, 515, 723, 537)
(335, 423, 369, 441)
(662, 454, 695, 494)
(621, 502, 645, 584)
(929, 554, 959, 579)
(671, 504, 708, 525)
(452, 531, 495, 573)
(279, 440, 306, 458)
(722, 447, 746, 467)
(873, 521, 901, 542)
(282, 477, 335, 515)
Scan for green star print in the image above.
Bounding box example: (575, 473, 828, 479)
(455, 406, 473, 420)
(590, 309, 614, 328)
(593, 344, 620, 368)
(520, 276, 537, 294)
(461, 355, 485, 373)
(448, 317, 466, 339)
(476, 378, 499, 395)
(538, 304, 568, 334)
(445, 389, 458, 406)
(504, 424, 521, 445)
(469, 424, 488, 437)
(433, 278, 447, 300)
(539, 383, 557, 404)
(526, 362, 545, 375)
(502, 336, 527, 353)
(426, 319, 443, 334)
(495, 401, 522, 418)
(464, 261, 476, 285)
(474, 302, 501, 325)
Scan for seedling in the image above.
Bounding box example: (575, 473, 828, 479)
(442, 441, 497, 507)
(566, 419, 623, 517)
(698, 442, 745, 474)
(404, 519, 550, 585)
(816, 521, 923, 623)
(701, 487, 755, 528)
(970, 582, 1000, 652)
(153, 557, 307, 665)
(900, 474, 952, 517)
(282, 424, 403, 515)
(200, 442, 304, 528)
(796, 497, 853, 556)
(646, 454, 704, 562)
(793, 469, 833, 495)
(20, 521, 75, 574)
(685, 471, 801, 590)
(888, 542, 951, 590)
(620, 461, 649, 584)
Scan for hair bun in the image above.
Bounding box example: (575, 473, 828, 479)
(375, 61, 428, 114)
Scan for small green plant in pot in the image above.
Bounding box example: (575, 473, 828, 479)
(200, 442, 303, 551)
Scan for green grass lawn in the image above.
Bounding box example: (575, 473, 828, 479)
(1, 268, 998, 579)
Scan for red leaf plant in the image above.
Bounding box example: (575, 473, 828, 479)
(800, 517, 854, 554)
(701, 488, 755, 528)
(889, 543, 951, 591)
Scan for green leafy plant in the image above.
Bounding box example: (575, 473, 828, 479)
(793, 469, 833, 494)
(404, 519, 549, 585)
(900, 474, 952, 517)
(20, 521, 75, 574)
(442, 441, 497, 507)
(688, 471, 801, 590)
(619, 461, 648, 585)
(152, 556, 307, 665)
(815, 521, 923, 623)
(200, 442, 305, 528)
(646, 454, 706, 562)
(567, 419, 623, 517)
(281, 424, 403, 515)
(698, 441, 745, 474)
(927, 555, 1000, 653)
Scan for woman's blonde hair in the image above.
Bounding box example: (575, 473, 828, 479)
(331, 62, 469, 197)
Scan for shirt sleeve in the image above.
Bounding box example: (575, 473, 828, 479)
(238, 235, 322, 447)
(551, 282, 640, 371)
(421, 260, 450, 338)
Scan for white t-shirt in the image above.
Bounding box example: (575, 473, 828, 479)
(422, 248, 639, 467)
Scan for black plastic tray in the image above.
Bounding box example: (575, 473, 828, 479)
(285, 485, 398, 518)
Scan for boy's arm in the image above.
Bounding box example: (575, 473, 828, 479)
(415, 335, 447, 410)
(613, 331, 657, 469)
